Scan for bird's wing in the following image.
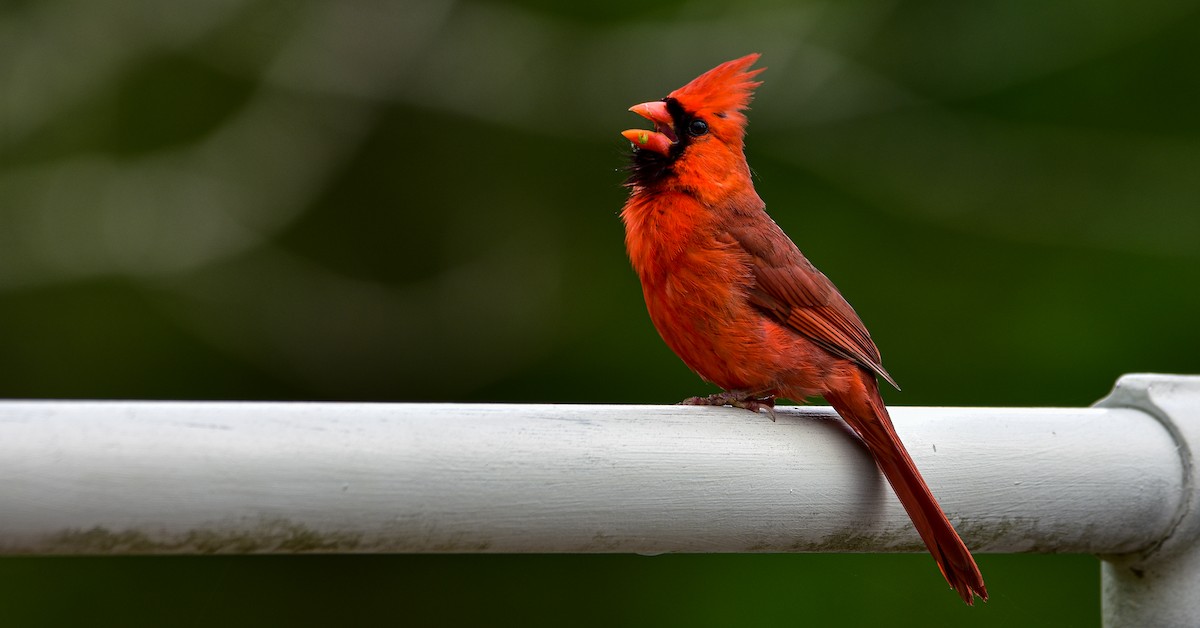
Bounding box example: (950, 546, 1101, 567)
(726, 219, 900, 390)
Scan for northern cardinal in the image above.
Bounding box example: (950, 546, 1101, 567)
(619, 53, 986, 604)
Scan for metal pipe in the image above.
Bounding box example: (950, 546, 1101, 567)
(0, 386, 1183, 562)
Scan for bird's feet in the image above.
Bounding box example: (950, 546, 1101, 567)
(678, 391, 777, 421)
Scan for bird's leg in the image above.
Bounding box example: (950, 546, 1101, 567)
(679, 390, 777, 421)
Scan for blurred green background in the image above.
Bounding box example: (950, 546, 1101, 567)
(2, 0, 1199, 625)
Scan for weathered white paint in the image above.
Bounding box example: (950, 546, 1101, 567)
(1096, 375, 1200, 628)
(0, 380, 1187, 566)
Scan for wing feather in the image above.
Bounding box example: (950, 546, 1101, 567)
(725, 220, 900, 390)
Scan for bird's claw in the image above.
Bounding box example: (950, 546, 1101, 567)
(678, 391, 777, 421)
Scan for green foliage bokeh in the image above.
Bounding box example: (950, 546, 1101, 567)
(3, 0, 1200, 625)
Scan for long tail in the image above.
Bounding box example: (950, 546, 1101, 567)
(820, 369, 987, 605)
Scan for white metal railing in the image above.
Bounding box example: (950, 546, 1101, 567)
(0, 374, 1196, 626)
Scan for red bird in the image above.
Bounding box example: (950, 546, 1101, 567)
(619, 53, 986, 604)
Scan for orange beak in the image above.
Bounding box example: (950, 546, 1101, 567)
(622, 101, 676, 156)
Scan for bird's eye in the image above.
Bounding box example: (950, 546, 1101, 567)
(687, 118, 708, 136)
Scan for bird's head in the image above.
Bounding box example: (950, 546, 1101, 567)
(622, 54, 764, 186)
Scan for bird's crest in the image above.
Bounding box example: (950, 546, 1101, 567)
(667, 53, 764, 119)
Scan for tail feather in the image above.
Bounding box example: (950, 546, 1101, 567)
(821, 370, 987, 605)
